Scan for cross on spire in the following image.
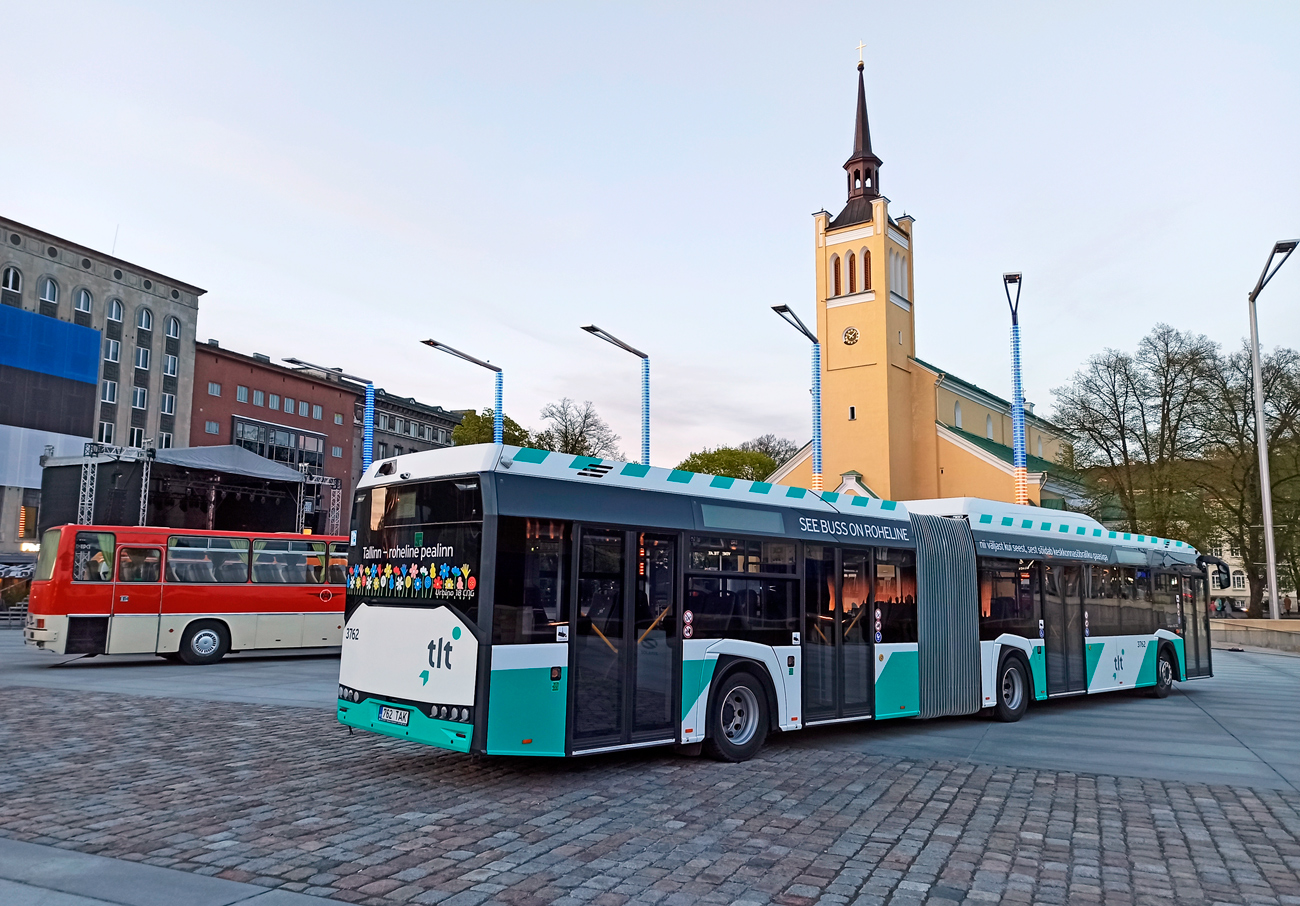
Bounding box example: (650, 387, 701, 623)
(856, 40, 866, 64)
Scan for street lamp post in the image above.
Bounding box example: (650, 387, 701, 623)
(1246, 239, 1298, 620)
(1003, 273, 1028, 506)
(582, 325, 650, 465)
(772, 305, 822, 493)
(282, 358, 375, 470)
(421, 340, 503, 444)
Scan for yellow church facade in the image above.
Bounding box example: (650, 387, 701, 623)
(772, 63, 1076, 508)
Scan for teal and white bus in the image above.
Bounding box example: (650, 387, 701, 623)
(337, 444, 1218, 762)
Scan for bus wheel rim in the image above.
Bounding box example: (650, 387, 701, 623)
(1160, 657, 1172, 685)
(192, 629, 219, 656)
(1001, 665, 1023, 710)
(720, 685, 759, 746)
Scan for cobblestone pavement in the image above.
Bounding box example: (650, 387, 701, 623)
(3, 688, 1300, 906)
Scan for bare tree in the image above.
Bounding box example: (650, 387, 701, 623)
(738, 434, 800, 468)
(533, 398, 622, 458)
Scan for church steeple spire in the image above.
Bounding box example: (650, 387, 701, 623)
(844, 61, 881, 202)
(828, 61, 883, 230)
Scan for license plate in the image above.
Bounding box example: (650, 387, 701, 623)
(378, 706, 410, 727)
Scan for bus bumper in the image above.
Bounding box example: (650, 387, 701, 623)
(337, 699, 473, 754)
(23, 614, 65, 653)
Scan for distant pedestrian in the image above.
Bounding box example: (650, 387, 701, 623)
(1285, 595, 1293, 616)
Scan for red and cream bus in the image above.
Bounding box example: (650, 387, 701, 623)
(26, 525, 347, 664)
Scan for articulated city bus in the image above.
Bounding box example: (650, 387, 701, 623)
(27, 525, 348, 664)
(337, 444, 1217, 762)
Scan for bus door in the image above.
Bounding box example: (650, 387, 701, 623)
(570, 528, 677, 751)
(63, 530, 117, 654)
(1180, 574, 1212, 678)
(803, 546, 873, 722)
(1041, 563, 1086, 694)
(109, 546, 163, 654)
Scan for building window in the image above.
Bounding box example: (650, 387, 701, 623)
(132, 387, 147, 410)
(831, 256, 841, 297)
(862, 249, 871, 290)
(394, 417, 405, 434)
(954, 401, 962, 429)
(1037, 436, 1043, 458)
(98, 421, 114, 444)
(438, 428, 448, 444)
(159, 432, 173, 449)
(847, 252, 857, 294)
(253, 389, 264, 407)
(377, 442, 388, 458)
(334, 412, 343, 425)
(312, 404, 322, 420)
(283, 397, 295, 414)
(331, 445, 343, 458)
(75, 288, 92, 313)
(237, 385, 249, 403)
(134, 347, 150, 371)
(163, 354, 177, 376)
(39, 277, 58, 304)
(1, 266, 19, 292)
(128, 427, 145, 448)
(105, 339, 120, 363)
(208, 382, 221, 397)
(18, 505, 37, 539)
(1232, 571, 1246, 590)
(136, 308, 153, 330)
(161, 393, 175, 415)
(986, 414, 994, 439)
(165, 316, 180, 339)
(107, 298, 123, 322)
(394, 445, 403, 456)
(1211, 544, 1224, 558)
(101, 380, 118, 404)
(268, 393, 279, 411)
(205, 420, 220, 435)
(849, 406, 856, 421)
(299, 400, 309, 417)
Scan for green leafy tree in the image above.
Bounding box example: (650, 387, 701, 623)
(451, 408, 531, 446)
(676, 447, 776, 481)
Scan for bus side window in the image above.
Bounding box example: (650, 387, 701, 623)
(328, 543, 348, 584)
(875, 548, 917, 643)
(117, 548, 161, 583)
(493, 516, 571, 644)
(1085, 566, 1122, 637)
(73, 532, 115, 582)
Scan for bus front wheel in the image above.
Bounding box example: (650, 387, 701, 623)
(1150, 648, 1176, 699)
(994, 655, 1029, 722)
(179, 621, 230, 666)
(703, 670, 769, 762)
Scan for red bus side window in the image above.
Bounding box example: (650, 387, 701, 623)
(73, 532, 115, 582)
(117, 548, 162, 583)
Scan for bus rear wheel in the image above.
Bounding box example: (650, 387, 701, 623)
(179, 621, 230, 666)
(703, 670, 769, 763)
(1149, 648, 1175, 699)
(994, 655, 1029, 722)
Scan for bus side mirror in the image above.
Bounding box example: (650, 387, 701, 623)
(1216, 564, 1230, 589)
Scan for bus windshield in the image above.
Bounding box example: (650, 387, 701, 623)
(34, 529, 62, 581)
(348, 477, 483, 628)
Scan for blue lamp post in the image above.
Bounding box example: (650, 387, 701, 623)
(772, 305, 822, 492)
(282, 358, 375, 470)
(421, 340, 503, 444)
(1001, 273, 1028, 506)
(582, 325, 650, 465)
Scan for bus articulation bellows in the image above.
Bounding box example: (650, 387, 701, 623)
(337, 444, 1216, 762)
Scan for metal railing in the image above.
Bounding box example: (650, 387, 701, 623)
(0, 602, 28, 630)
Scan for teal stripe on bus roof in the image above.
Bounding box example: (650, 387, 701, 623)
(1093, 529, 1103, 537)
(1041, 522, 1051, 531)
(667, 470, 694, 484)
(1002, 517, 1013, 526)
(979, 514, 993, 524)
(749, 482, 772, 494)
(1022, 519, 1033, 529)
(1059, 524, 1069, 533)
(821, 491, 839, 503)
(1077, 526, 1085, 535)
(786, 487, 807, 499)
(570, 456, 602, 470)
(513, 448, 549, 464)
(851, 496, 869, 507)
(710, 475, 735, 489)
(881, 501, 898, 510)
(621, 463, 649, 478)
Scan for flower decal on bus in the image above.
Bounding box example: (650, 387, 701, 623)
(347, 559, 475, 602)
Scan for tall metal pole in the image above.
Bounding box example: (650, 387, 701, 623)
(363, 382, 375, 470)
(581, 325, 650, 465)
(421, 340, 504, 445)
(1003, 273, 1027, 505)
(1246, 239, 1298, 620)
(773, 306, 822, 493)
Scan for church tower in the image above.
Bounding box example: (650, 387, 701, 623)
(809, 62, 930, 501)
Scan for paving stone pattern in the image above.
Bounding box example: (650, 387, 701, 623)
(2, 687, 1299, 906)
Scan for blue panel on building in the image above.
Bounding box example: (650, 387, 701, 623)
(0, 304, 100, 384)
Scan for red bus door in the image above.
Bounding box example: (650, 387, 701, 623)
(109, 547, 164, 654)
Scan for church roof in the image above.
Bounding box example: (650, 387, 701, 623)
(828, 196, 873, 230)
(941, 424, 1079, 483)
(911, 356, 1069, 435)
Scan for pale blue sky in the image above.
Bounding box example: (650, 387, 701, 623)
(3, 2, 1298, 464)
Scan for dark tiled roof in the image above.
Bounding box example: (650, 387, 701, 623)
(911, 356, 1067, 435)
(942, 424, 1081, 484)
(828, 196, 874, 230)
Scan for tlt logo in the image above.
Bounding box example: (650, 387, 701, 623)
(428, 637, 454, 670)
(1113, 652, 1124, 672)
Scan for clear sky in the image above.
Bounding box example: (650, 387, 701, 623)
(3, 2, 1298, 465)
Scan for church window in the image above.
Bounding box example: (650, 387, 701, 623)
(861, 249, 871, 290)
(832, 256, 841, 297)
(1037, 436, 1043, 458)
(849, 406, 856, 421)
(986, 414, 994, 439)
(847, 252, 856, 293)
(854, 169, 862, 189)
(954, 402, 962, 429)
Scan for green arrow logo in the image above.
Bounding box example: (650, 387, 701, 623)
(419, 670, 429, 685)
